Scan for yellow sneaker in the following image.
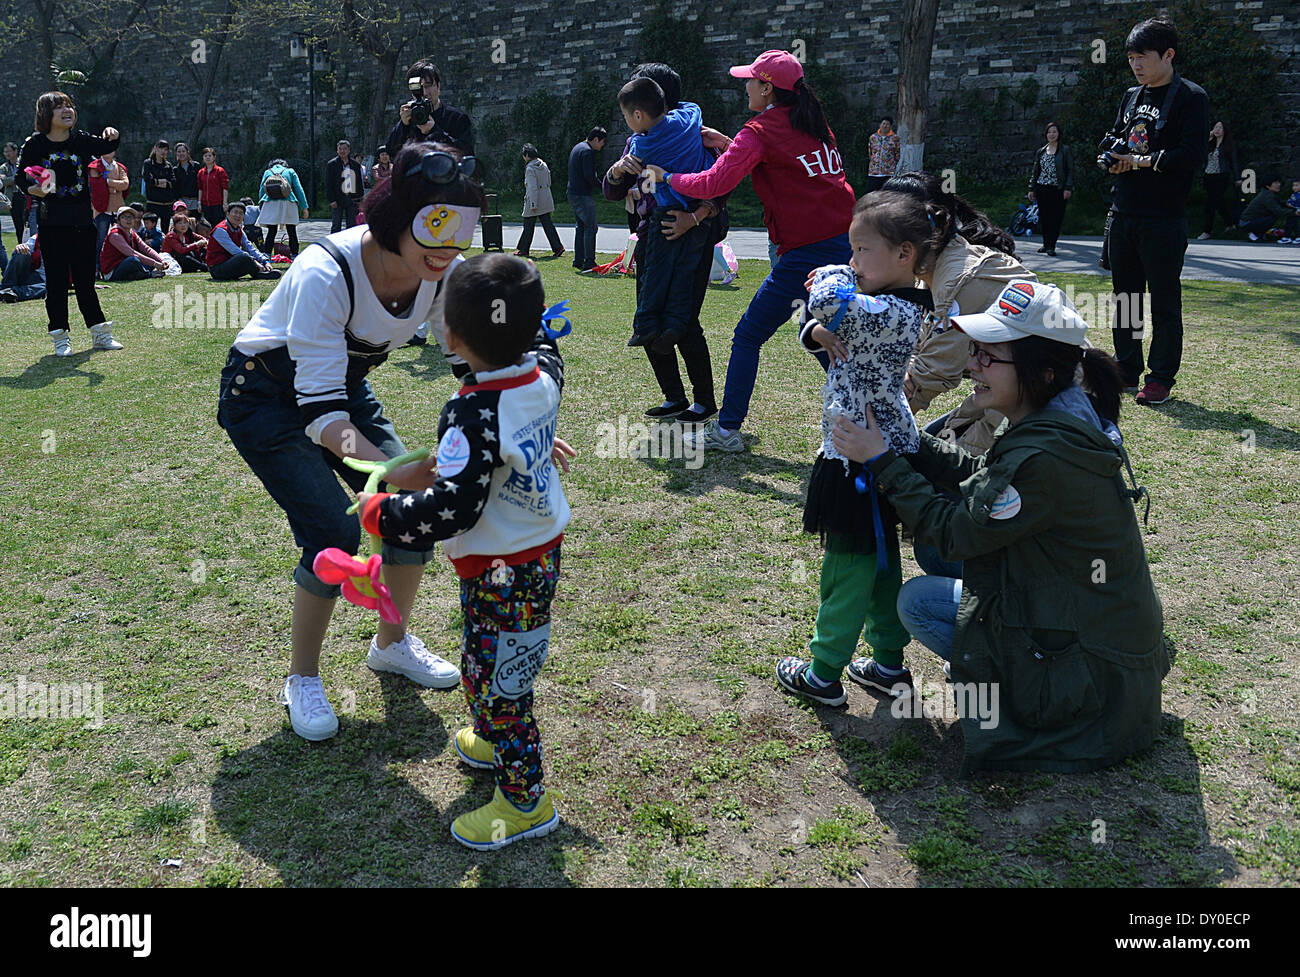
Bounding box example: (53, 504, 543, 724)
(450, 788, 559, 850)
(454, 727, 495, 770)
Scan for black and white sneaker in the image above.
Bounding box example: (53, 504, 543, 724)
(775, 656, 847, 707)
(845, 658, 914, 698)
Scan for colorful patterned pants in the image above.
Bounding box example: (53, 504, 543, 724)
(459, 544, 561, 804)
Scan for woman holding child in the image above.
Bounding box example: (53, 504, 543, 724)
(642, 49, 856, 453)
(832, 282, 1168, 773)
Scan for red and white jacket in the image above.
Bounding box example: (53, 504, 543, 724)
(362, 330, 569, 578)
(670, 104, 855, 256)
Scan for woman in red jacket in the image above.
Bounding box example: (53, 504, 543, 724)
(644, 50, 855, 453)
(162, 212, 209, 272)
(100, 206, 168, 281)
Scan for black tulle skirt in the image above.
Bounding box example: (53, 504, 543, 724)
(802, 453, 899, 554)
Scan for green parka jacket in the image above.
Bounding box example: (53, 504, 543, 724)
(871, 407, 1168, 774)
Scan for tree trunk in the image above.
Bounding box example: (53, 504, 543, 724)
(365, 49, 399, 166)
(35, 0, 58, 90)
(190, 0, 238, 147)
(897, 0, 940, 173)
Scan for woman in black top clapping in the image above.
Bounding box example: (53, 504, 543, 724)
(142, 138, 177, 219)
(16, 91, 124, 355)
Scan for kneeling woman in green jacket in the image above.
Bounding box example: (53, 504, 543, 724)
(832, 281, 1167, 774)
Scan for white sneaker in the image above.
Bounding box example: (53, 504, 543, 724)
(1248, 232, 1260, 242)
(280, 674, 339, 741)
(90, 321, 123, 350)
(1280, 238, 1294, 245)
(367, 632, 460, 688)
(414, 320, 430, 340)
(50, 328, 72, 357)
(683, 418, 745, 453)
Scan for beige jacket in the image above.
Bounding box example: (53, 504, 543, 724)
(909, 236, 1035, 454)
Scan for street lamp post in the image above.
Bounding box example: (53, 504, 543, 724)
(290, 36, 325, 209)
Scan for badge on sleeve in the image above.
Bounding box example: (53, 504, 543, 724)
(436, 426, 471, 478)
(989, 484, 1022, 520)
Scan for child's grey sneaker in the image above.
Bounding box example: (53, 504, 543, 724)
(684, 418, 745, 453)
(845, 658, 914, 698)
(775, 656, 847, 707)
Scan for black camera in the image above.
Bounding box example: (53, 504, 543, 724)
(408, 77, 431, 126)
(1096, 150, 1118, 171)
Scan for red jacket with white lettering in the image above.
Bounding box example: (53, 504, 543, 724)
(670, 104, 854, 256)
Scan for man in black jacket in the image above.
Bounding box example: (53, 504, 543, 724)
(384, 59, 474, 159)
(1099, 18, 1209, 406)
(325, 139, 365, 232)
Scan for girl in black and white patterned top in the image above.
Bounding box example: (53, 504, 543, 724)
(775, 190, 948, 707)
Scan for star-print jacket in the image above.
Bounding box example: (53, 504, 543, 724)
(362, 330, 569, 578)
(800, 265, 928, 471)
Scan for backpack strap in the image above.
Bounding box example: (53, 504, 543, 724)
(1115, 441, 1152, 525)
(314, 238, 354, 327)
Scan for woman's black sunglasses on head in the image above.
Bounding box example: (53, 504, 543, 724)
(404, 152, 476, 184)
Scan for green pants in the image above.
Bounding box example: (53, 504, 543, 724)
(809, 531, 910, 681)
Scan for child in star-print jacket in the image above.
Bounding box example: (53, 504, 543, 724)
(359, 253, 569, 839)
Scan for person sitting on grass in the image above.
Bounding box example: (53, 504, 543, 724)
(831, 281, 1167, 774)
(1238, 176, 1300, 243)
(163, 212, 209, 273)
(139, 211, 164, 250)
(100, 206, 168, 282)
(617, 75, 713, 352)
(206, 201, 280, 281)
(357, 252, 570, 851)
(0, 233, 46, 303)
(775, 190, 938, 707)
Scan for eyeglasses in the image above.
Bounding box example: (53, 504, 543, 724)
(969, 341, 1015, 368)
(404, 151, 476, 184)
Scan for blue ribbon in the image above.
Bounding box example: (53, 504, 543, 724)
(823, 283, 858, 334)
(541, 300, 572, 340)
(854, 467, 889, 571)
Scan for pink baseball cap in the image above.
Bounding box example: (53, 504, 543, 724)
(729, 50, 804, 91)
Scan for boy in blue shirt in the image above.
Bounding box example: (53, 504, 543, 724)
(140, 212, 164, 250)
(619, 77, 712, 352)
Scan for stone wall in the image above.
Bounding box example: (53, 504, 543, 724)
(1, 0, 1295, 194)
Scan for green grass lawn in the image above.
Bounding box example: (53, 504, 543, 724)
(0, 237, 1297, 887)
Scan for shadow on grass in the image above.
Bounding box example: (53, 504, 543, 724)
(638, 447, 808, 508)
(1283, 331, 1300, 348)
(211, 673, 602, 886)
(798, 671, 1242, 886)
(0, 350, 104, 389)
(1161, 398, 1300, 450)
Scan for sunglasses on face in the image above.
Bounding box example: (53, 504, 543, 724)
(404, 151, 476, 184)
(969, 341, 1015, 368)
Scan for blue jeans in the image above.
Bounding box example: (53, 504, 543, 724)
(719, 233, 850, 431)
(0, 251, 47, 300)
(897, 575, 962, 660)
(568, 192, 597, 269)
(634, 205, 709, 341)
(94, 213, 113, 262)
(107, 256, 150, 281)
(216, 346, 435, 598)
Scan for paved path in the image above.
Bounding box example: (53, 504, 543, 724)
(294, 220, 1300, 285)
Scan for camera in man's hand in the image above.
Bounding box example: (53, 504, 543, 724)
(408, 77, 432, 127)
(1096, 150, 1118, 171)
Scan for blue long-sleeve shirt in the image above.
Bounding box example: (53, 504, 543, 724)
(213, 224, 269, 263)
(625, 102, 711, 211)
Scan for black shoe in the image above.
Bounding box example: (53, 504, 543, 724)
(645, 400, 689, 419)
(775, 657, 847, 707)
(675, 404, 717, 425)
(627, 329, 659, 348)
(0, 289, 17, 304)
(404, 334, 428, 347)
(1037, 246, 1048, 253)
(1045, 249, 1057, 256)
(844, 658, 914, 699)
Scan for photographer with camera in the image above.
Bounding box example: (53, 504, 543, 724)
(1097, 18, 1208, 407)
(384, 59, 474, 161)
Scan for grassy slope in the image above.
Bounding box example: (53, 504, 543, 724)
(0, 231, 1297, 887)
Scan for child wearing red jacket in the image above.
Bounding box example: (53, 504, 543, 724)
(162, 213, 209, 272)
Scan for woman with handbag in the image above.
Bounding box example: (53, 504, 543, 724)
(257, 158, 309, 256)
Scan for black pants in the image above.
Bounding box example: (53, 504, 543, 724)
(516, 213, 563, 254)
(174, 253, 208, 273)
(1034, 184, 1066, 250)
(210, 253, 281, 281)
(202, 204, 226, 227)
(330, 198, 360, 232)
(635, 228, 716, 409)
(263, 225, 299, 255)
(1109, 212, 1188, 388)
(145, 200, 174, 223)
(1202, 174, 1235, 234)
(10, 194, 28, 239)
(39, 224, 106, 332)
(863, 175, 889, 192)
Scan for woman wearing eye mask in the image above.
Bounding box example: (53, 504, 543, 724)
(217, 142, 486, 741)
